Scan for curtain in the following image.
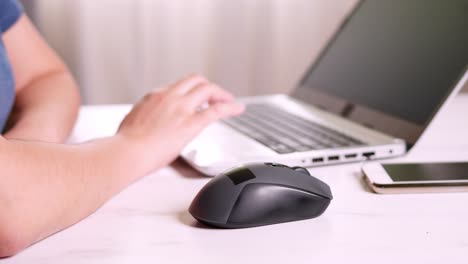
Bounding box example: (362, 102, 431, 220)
(34, 0, 361, 104)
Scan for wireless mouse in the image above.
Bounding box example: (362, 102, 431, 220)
(189, 163, 333, 228)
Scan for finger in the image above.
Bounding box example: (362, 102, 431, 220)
(168, 74, 208, 95)
(191, 102, 245, 130)
(184, 82, 234, 110)
(142, 90, 157, 101)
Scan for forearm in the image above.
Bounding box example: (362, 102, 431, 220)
(0, 74, 244, 258)
(5, 70, 80, 143)
(0, 135, 154, 256)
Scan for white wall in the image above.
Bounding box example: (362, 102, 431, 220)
(32, 0, 467, 104)
(33, 0, 361, 104)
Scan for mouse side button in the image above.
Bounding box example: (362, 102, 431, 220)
(189, 175, 244, 225)
(227, 183, 331, 228)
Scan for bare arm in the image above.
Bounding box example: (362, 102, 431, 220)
(0, 136, 145, 256)
(0, 13, 244, 257)
(3, 15, 80, 143)
(0, 75, 245, 257)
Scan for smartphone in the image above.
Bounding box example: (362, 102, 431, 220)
(362, 162, 468, 194)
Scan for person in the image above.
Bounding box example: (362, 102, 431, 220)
(0, 0, 244, 257)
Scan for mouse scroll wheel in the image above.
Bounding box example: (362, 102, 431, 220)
(291, 166, 311, 176)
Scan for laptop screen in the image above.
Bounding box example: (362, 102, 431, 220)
(293, 0, 468, 146)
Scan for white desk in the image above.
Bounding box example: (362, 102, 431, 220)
(3, 95, 468, 264)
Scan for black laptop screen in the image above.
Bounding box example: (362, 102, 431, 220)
(294, 0, 468, 145)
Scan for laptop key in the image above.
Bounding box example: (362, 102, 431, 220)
(268, 143, 295, 154)
(274, 137, 302, 148)
(292, 145, 315, 152)
(223, 120, 294, 153)
(255, 104, 363, 146)
(223, 103, 364, 154)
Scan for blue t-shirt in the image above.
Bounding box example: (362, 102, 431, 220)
(0, 0, 22, 133)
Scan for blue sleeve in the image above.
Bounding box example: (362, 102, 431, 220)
(0, 0, 23, 33)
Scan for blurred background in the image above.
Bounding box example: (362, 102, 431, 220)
(21, 0, 467, 104)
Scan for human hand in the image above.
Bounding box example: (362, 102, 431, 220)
(117, 74, 244, 171)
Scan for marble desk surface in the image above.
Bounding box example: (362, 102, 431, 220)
(3, 95, 468, 264)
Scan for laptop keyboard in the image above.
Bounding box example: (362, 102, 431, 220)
(222, 103, 364, 154)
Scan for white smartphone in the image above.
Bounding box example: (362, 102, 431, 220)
(362, 162, 468, 194)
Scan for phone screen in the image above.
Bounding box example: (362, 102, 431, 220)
(384, 163, 468, 182)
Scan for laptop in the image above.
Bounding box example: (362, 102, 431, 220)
(181, 0, 468, 176)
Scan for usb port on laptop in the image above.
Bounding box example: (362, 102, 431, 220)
(328, 156, 340, 161)
(362, 152, 375, 159)
(312, 157, 324, 163)
(344, 153, 357, 159)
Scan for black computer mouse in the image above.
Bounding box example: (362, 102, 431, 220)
(189, 163, 333, 228)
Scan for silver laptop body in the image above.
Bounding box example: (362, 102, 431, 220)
(182, 0, 468, 176)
